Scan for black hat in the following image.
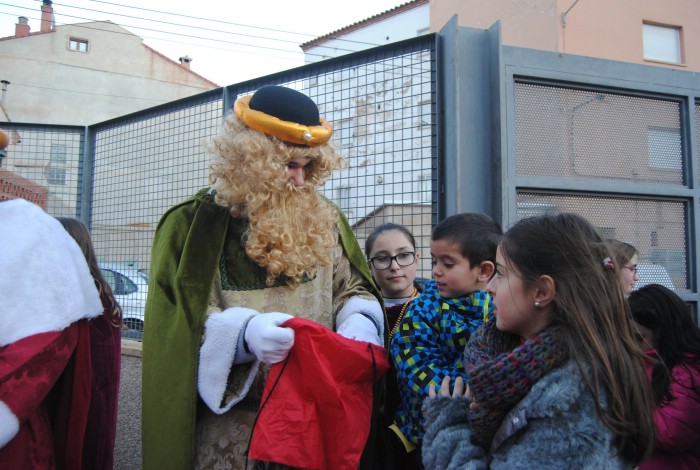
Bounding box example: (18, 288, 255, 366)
(249, 86, 320, 126)
(234, 85, 333, 146)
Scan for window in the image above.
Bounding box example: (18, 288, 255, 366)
(336, 119, 352, 148)
(46, 167, 66, 185)
(647, 127, 682, 170)
(336, 186, 351, 214)
(68, 37, 89, 53)
(50, 144, 67, 163)
(101, 269, 138, 295)
(643, 23, 682, 64)
(516, 201, 556, 220)
(419, 173, 431, 202)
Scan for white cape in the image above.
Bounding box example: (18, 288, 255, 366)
(0, 199, 102, 346)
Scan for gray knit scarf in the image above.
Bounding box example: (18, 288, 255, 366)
(464, 318, 568, 448)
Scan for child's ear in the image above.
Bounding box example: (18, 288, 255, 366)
(477, 261, 495, 282)
(533, 275, 556, 307)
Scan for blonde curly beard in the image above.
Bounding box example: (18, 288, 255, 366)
(242, 180, 337, 287)
(209, 114, 343, 288)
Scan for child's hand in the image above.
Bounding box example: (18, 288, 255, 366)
(428, 376, 467, 398)
(465, 384, 478, 410)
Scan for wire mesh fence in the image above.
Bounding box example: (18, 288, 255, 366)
(2, 34, 699, 333)
(0, 36, 437, 339)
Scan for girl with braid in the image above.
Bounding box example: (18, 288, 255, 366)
(422, 212, 655, 469)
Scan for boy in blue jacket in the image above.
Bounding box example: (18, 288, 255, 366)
(389, 212, 502, 468)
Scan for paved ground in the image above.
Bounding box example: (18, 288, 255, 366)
(114, 342, 142, 470)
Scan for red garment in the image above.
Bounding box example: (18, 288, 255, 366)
(0, 324, 84, 469)
(0, 300, 121, 470)
(81, 298, 122, 469)
(249, 318, 389, 470)
(640, 351, 700, 470)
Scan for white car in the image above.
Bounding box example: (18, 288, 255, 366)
(635, 263, 675, 290)
(100, 263, 149, 338)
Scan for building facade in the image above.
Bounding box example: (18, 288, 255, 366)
(431, 0, 700, 73)
(301, 0, 430, 61)
(0, 1, 219, 215)
(0, 1, 219, 126)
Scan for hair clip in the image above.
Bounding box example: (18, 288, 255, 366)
(602, 257, 615, 271)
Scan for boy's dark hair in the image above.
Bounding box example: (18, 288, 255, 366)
(432, 213, 502, 266)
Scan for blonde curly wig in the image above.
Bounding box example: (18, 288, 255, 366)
(208, 113, 347, 287)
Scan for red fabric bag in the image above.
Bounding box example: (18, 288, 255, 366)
(248, 317, 389, 469)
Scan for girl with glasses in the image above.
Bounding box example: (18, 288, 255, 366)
(607, 238, 639, 296)
(365, 222, 423, 469)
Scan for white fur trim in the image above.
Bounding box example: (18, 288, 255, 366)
(198, 307, 261, 414)
(0, 199, 102, 347)
(336, 297, 384, 340)
(0, 400, 19, 449)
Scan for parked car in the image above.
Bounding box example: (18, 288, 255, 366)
(636, 263, 675, 290)
(100, 263, 148, 339)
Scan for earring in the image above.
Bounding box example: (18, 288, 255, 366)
(534, 301, 540, 307)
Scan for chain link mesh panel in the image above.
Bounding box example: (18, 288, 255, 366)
(515, 83, 684, 185)
(0, 124, 84, 216)
(516, 192, 688, 291)
(90, 95, 222, 269)
(1, 39, 436, 339)
(89, 94, 222, 336)
(313, 49, 435, 280)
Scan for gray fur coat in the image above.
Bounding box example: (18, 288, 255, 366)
(421, 362, 633, 469)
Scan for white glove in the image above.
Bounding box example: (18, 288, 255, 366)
(336, 313, 382, 346)
(244, 312, 295, 364)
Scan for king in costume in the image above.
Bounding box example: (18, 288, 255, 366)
(142, 86, 386, 470)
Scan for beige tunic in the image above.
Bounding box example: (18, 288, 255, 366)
(195, 240, 377, 469)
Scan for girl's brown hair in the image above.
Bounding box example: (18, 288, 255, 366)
(500, 213, 654, 464)
(607, 238, 637, 267)
(56, 217, 123, 327)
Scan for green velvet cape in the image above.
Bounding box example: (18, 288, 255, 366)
(141, 189, 381, 470)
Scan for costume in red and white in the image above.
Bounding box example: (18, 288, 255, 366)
(0, 199, 103, 469)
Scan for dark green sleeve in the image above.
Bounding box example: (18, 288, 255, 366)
(142, 192, 229, 470)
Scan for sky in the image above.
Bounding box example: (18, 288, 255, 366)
(0, 0, 409, 86)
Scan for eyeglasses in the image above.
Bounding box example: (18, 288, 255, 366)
(368, 252, 416, 270)
(621, 265, 638, 275)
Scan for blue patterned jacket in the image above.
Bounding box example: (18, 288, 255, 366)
(389, 279, 492, 445)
